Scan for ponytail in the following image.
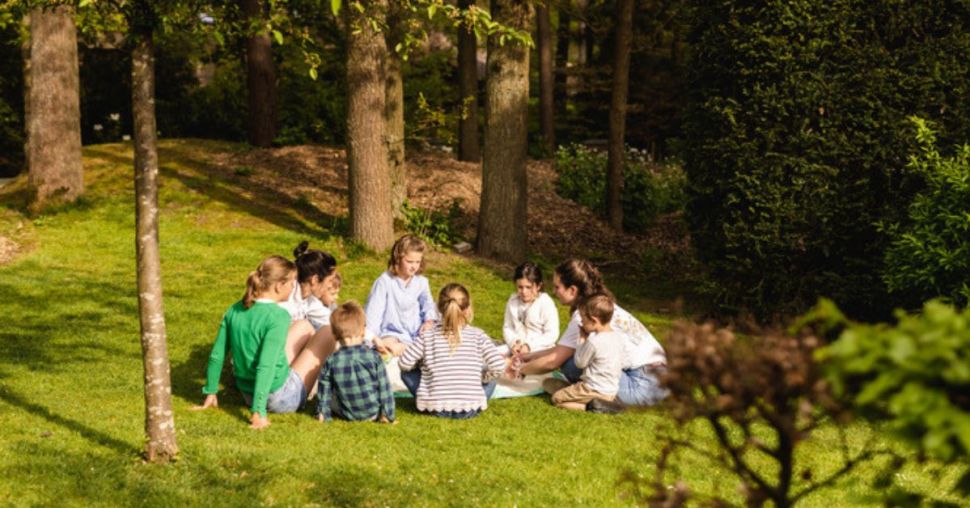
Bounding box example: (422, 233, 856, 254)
(292, 241, 337, 284)
(242, 255, 296, 308)
(437, 283, 472, 352)
(555, 258, 613, 312)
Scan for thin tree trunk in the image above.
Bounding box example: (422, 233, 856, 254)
(132, 17, 178, 463)
(477, 0, 533, 262)
(27, 5, 82, 209)
(537, 2, 555, 155)
(242, 0, 277, 147)
(606, 0, 634, 231)
(385, 10, 406, 218)
(566, 0, 588, 97)
(21, 14, 31, 174)
(346, 0, 394, 251)
(555, 2, 570, 118)
(457, 0, 480, 162)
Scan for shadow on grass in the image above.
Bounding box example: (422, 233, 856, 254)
(0, 387, 138, 455)
(83, 144, 340, 239)
(171, 343, 249, 424)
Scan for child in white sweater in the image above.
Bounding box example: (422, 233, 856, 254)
(502, 262, 560, 356)
(546, 294, 623, 411)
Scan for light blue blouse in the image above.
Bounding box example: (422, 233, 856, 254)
(364, 271, 438, 343)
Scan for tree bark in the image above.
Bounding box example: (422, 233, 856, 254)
(346, 0, 394, 251)
(555, 2, 570, 117)
(536, 2, 555, 155)
(21, 14, 31, 175)
(132, 16, 178, 463)
(477, 0, 533, 262)
(27, 5, 82, 209)
(457, 0, 480, 162)
(606, 0, 634, 231)
(385, 10, 406, 219)
(242, 0, 277, 147)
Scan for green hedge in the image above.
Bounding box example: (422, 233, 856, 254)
(682, 0, 970, 317)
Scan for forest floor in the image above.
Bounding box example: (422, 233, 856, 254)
(0, 139, 961, 506)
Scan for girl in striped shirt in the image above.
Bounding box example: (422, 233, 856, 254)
(399, 283, 506, 419)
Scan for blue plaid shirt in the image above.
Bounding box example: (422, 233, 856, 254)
(317, 344, 396, 422)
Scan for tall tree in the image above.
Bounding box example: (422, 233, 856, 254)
(477, 0, 533, 262)
(242, 0, 277, 147)
(346, 0, 393, 250)
(26, 4, 82, 209)
(130, 0, 178, 462)
(536, 0, 555, 154)
(606, 0, 634, 231)
(385, 6, 406, 218)
(456, 0, 480, 162)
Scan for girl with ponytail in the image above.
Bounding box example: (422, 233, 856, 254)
(513, 259, 668, 410)
(398, 283, 506, 419)
(195, 255, 332, 429)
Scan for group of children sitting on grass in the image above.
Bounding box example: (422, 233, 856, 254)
(195, 234, 668, 428)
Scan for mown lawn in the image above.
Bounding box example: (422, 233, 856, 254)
(0, 140, 962, 506)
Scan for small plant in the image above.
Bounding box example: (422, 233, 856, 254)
(637, 319, 883, 507)
(554, 143, 685, 232)
(399, 199, 461, 248)
(816, 298, 970, 503)
(880, 117, 970, 308)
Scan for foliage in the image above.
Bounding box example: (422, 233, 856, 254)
(0, 19, 23, 177)
(645, 319, 883, 507)
(682, 0, 970, 318)
(399, 199, 461, 247)
(554, 143, 685, 232)
(814, 298, 970, 502)
(880, 118, 970, 308)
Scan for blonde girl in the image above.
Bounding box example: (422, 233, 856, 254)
(399, 283, 506, 419)
(364, 234, 438, 356)
(194, 256, 329, 429)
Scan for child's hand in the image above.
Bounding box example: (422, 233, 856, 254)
(388, 341, 407, 357)
(511, 341, 531, 356)
(317, 414, 326, 423)
(378, 414, 397, 424)
(250, 413, 270, 430)
(192, 394, 218, 411)
(420, 320, 435, 333)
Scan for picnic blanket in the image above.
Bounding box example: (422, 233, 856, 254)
(383, 356, 557, 399)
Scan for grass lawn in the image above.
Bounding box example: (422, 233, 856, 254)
(0, 140, 963, 506)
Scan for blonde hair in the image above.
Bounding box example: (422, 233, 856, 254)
(438, 283, 472, 352)
(243, 255, 295, 308)
(330, 301, 367, 343)
(388, 234, 428, 276)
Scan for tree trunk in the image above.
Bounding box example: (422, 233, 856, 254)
(132, 18, 178, 463)
(385, 11, 406, 219)
(555, 2, 570, 117)
(21, 14, 31, 174)
(346, 0, 394, 251)
(477, 0, 533, 262)
(537, 2, 555, 155)
(457, 0, 481, 162)
(242, 0, 277, 147)
(566, 0, 588, 98)
(27, 5, 82, 209)
(606, 0, 634, 231)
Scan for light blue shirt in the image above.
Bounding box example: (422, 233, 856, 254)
(364, 271, 438, 343)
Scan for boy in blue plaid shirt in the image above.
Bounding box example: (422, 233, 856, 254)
(317, 302, 396, 423)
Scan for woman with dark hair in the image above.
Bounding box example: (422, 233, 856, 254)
(277, 241, 339, 393)
(513, 259, 667, 409)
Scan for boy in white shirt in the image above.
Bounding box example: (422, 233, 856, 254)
(545, 294, 624, 411)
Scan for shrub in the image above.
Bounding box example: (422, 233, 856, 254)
(683, 0, 970, 318)
(815, 299, 970, 502)
(880, 118, 970, 308)
(554, 143, 685, 232)
(399, 199, 462, 248)
(637, 320, 880, 507)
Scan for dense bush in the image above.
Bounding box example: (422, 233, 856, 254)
(683, 0, 970, 318)
(881, 118, 970, 308)
(554, 143, 685, 232)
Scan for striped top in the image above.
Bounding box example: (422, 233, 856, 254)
(399, 324, 506, 413)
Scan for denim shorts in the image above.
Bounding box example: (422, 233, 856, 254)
(243, 369, 307, 414)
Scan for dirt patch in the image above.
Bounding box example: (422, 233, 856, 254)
(207, 144, 689, 266)
(0, 235, 18, 266)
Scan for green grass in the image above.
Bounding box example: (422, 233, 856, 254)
(0, 140, 963, 506)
